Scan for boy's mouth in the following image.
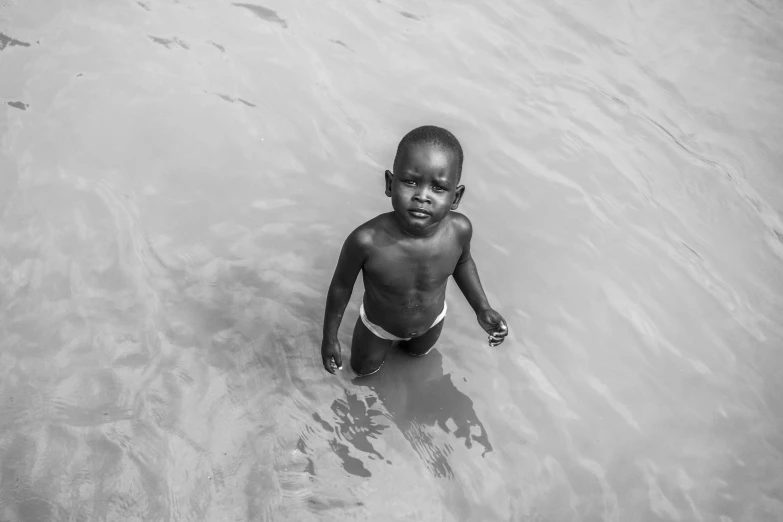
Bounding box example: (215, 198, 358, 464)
(407, 208, 431, 218)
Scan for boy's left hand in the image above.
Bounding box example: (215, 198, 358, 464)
(477, 308, 508, 347)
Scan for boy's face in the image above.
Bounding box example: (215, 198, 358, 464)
(385, 142, 465, 233)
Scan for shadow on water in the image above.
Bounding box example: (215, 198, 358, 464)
(312, 344, 492, 479)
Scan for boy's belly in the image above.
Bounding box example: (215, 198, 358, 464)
(362, 285, 447, 339)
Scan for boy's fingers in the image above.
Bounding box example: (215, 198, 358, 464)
(492, 322, 508, 336)
(330, 357, 343, 372)
(487, 327, 508, 338)
(488, 321, 508, 345)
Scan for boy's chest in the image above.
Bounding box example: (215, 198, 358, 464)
(363, 239, 462, 288)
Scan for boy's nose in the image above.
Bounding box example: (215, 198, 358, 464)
(413, 190, 431, 202)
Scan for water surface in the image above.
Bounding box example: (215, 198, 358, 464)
(1, 0, 782, 520)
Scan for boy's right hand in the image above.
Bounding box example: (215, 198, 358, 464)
(321, 340, 343, 374)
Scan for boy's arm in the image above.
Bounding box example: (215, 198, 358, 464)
(321, 229, 368, 372)
(452, 215, 509, 346)
(452, 217, 490, 313)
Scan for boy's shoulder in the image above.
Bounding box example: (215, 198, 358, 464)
(345, 213, 394, 249)
(345, 212, 472, 249)
(448, 211, 473, 241)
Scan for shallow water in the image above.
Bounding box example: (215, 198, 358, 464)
(1, 0, 783, 520)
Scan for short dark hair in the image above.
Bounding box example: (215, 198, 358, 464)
(393, 125, 464, 180)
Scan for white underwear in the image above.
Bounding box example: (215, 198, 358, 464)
(359, 300, 447, 342)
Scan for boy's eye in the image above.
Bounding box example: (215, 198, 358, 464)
(403, 180, 416, 186)
(433, 185, 445, 192)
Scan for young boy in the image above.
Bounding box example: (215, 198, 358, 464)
(321, 125, 508, 376)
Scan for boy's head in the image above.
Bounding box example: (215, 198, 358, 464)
(393, 125, 464, 182)
(385, 125, 466, 232)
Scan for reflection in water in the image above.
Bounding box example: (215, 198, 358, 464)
(233, 3, 288, 28)
(313, 345, 492, 479)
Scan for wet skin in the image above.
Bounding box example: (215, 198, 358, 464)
(321, 142, 508, 375)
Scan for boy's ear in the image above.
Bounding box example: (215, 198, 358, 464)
(450, 185, 465, 210)
(384, 170, 393, 197)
